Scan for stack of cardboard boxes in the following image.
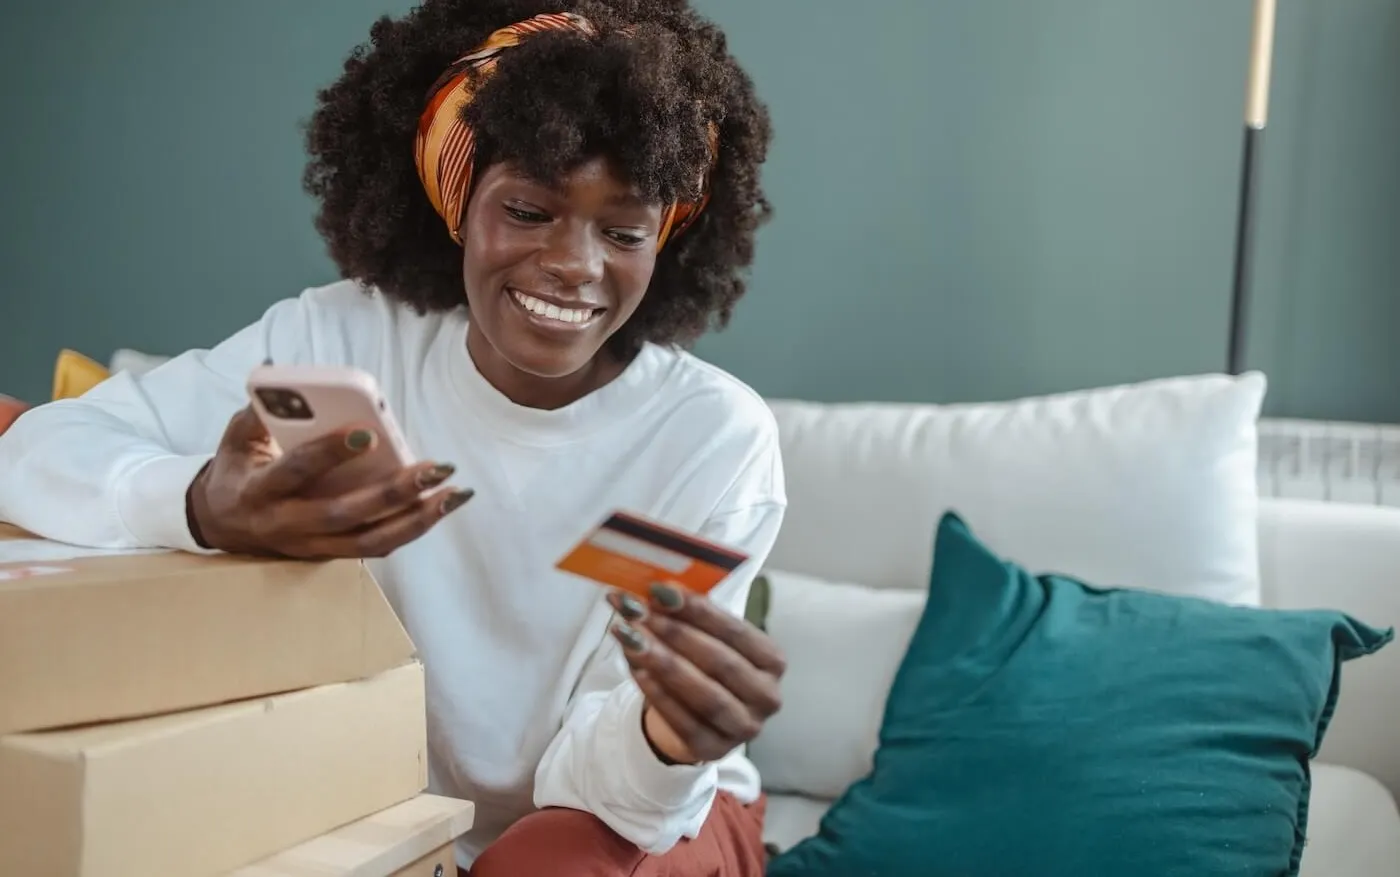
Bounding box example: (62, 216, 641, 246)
(0, 524, 473, 877)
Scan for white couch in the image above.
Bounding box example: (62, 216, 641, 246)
(752, 382, 1400, 877)
(94, 353, 1400, 873)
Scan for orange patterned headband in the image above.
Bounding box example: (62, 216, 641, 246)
(413, 11, 718, 250)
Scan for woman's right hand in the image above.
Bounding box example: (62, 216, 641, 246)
(186, 406, 471, 559)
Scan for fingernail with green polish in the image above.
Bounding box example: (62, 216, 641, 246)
(417, 463, 456, 488)
(650, 583, 683, 610)
(346, 429, 375, 451)
(440, 489, 474, 515)
(614, 622, 647, 652)
(616, 593, 647, 620)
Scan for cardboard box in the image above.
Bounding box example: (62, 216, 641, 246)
(0, 661, 428, 877)
(234, 793, 475, 877)
(392, 846, 456, 877)
(0, 523, 416, 734)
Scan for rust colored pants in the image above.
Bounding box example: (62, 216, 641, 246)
(465, 792, 767, 877)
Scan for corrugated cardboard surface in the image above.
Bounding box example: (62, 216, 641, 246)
(0, 523, 416, 734)
(0, 661, 429, 877)
(233, 794, 474, 877)
(388, 844, 456, 877)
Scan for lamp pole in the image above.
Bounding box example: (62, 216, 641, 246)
(1227, 0, 1277, 375)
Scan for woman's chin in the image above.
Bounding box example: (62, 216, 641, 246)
(474, 325, 603, 386)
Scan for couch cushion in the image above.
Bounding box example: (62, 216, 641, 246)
(0, 397, 28, 436)
(766, 372, 1266, 605)
(51, 349, 110, 400)
(762, 794, 830, 853)
(765, 512, 1393, 877)
(1299, 763, 1400, 876)
(108, 348, 171, 377)
(1259, 499, 1400, 798)
(763, 765, 1400, 877)
(748, 570, 924, 798)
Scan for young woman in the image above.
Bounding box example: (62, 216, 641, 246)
(0, 1, 786, 873)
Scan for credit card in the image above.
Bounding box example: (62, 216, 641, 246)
(556, 511, 749, 598)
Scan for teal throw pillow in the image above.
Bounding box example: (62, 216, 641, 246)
(767, 512, 1393, 877)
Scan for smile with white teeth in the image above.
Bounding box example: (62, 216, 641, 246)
(511, 289, 600, 325)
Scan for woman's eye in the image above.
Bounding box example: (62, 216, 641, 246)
(607, 230, 648, 247)
(504, 205, 549, 223)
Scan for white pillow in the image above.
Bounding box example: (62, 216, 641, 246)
(765, 372, 1267, 606)
(109, 348, 172, 377)
(748, 569, 925, 799)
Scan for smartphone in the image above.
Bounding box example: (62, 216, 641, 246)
(246, 363, 418, 499)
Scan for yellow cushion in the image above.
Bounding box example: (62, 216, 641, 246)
(52, 349, 111, 401)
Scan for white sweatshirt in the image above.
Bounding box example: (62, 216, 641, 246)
(0, 280, 786, 865)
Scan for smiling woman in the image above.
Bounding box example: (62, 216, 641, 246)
(0, 0, 785, 875)
(459, 158, 665, 403)
(302, 1, 772, 409)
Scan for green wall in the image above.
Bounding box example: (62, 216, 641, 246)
(2, 0, 1396, 421)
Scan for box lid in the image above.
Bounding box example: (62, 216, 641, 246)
(233, 794, 475, 877)
(0, 523, 416, 734)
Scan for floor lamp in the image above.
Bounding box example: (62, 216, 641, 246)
(1227, 0, 1278, 375)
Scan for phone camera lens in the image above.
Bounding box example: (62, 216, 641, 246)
(256, 388, 313, 420)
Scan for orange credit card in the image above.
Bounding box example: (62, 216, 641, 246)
(556, 511, 749, 599)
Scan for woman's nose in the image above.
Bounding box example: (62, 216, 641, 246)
(538, 221, 605, 288)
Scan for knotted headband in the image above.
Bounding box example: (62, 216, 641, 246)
(413, 11, 717, 249)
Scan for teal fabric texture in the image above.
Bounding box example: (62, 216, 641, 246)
(766, 512, 1393, 877)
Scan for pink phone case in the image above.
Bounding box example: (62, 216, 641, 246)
(246, 364, 418, 498)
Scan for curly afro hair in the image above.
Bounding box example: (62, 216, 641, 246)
(303, 0, 773, 355)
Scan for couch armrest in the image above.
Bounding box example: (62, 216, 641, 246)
(1259, 498, 1400, 800)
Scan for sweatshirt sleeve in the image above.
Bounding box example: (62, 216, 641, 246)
(531, 498, 787, 855)
(0, 285, 375, 551)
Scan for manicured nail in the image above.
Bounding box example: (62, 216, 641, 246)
(417, 463, 456, 489)
(615, 592, 647, 621)
(346, 429, 376, 452)
(650, 583, 683, 610)
(613, 622, 647, 653)
(440, 489, 474, 515)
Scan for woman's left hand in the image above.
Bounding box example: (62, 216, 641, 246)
(607, 583, 787, 765)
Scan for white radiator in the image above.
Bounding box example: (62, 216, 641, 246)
(1258, 418, 1400, 507)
